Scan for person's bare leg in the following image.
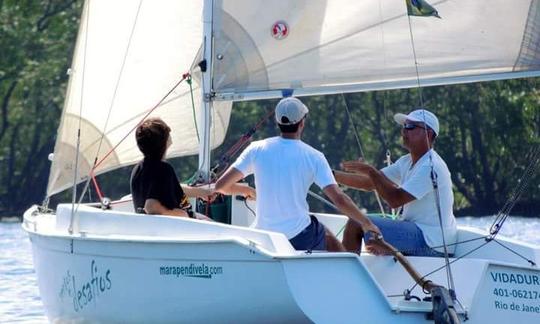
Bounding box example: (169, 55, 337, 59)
(342, 219, 365, 253)
(324, 228, 346, 252)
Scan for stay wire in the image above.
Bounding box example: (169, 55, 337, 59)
(407, 231, 537, 296)
(406, 15, 424, 108)
(408, 239, 491, 293)
(80, 0, 144, 210)
(74, 159, 97, 216)
(407, 13, 455, 293)
(72, 0, 143, 207)
(490, 153, 539, 234)
(395, 235, 487, 256)
(492, 239, 536, 266)
(69, 1, 91, 234)
(94, 0, 144, 160)
(341, 93, 387, 217)
(187, 74, 200, 143)
(341, 94, 366, 158)
(489, 144, 540, 237)
(377, 1, 396, 217)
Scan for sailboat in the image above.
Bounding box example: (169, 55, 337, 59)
(23, 0, 540, 323)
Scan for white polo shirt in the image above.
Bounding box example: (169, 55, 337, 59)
(381, 150, 457, 253)
(231, 137, 336, 238)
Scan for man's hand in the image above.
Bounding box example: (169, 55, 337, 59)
(365, 234, 396, 256)
(361, 221, 382, 238)
(199, 187, 217, 202)
(181, 184, 217, 202)
(365, 238, 392, 255)
(205, 191, 219, 203)
(243, 186, 256, 201)
(341, 159, 376, 175)
(359, 222, 390, 256)
(342, 159, 415, 209)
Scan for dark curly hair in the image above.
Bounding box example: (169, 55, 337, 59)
(135, 117, 171, 160)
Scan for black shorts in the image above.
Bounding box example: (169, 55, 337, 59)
(289, 216, 326, 251)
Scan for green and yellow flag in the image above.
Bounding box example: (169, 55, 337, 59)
(406, 0, 441, 18)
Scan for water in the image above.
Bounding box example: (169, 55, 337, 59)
(1, 221, 47, 323)
(1, 216, 540, 323)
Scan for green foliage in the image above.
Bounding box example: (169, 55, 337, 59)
(429, 80, 540, 215)
(0, 0, 81, 215)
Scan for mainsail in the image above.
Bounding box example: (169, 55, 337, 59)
(47, 1, 232, 195)
(211, 0, 540, 99)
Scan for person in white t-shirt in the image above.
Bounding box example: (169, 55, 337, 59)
(335, 109, 457, 257)
(215, 97, 381, 252)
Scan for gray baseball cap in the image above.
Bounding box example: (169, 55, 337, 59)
(275, 97, 309, 125)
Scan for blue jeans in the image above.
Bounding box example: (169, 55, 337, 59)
(365, 216, 445, 257)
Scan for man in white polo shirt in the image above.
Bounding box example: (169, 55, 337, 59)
(335, 109, 457, 257)
(215, 97, 381, 251)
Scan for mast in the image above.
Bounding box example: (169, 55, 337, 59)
(199, 0, 214, 183)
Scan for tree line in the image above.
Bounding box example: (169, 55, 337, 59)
(1, 1, 539, 218)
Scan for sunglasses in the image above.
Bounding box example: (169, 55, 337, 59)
(403, 123, 429, 131)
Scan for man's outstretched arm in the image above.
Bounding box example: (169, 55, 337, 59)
(215, 167, 256, 200)
(333, 170, 374, 191)
(322, 184, 381, 236)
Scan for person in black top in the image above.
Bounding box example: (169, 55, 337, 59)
(131, 117, 254, 218)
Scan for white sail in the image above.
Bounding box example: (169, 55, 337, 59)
(211, 0, 540, 99)
(47, 0, 232, 196)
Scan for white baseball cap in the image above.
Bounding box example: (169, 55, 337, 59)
(275, 97, 309, 125)
(394, 109, 439, 136)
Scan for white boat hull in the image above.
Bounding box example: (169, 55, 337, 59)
(24, 204, 540, 323)
(29, 236, 310, 323)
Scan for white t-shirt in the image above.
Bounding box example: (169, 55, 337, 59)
(381, 150, 457, 253)
(231, 137, 336, 238)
